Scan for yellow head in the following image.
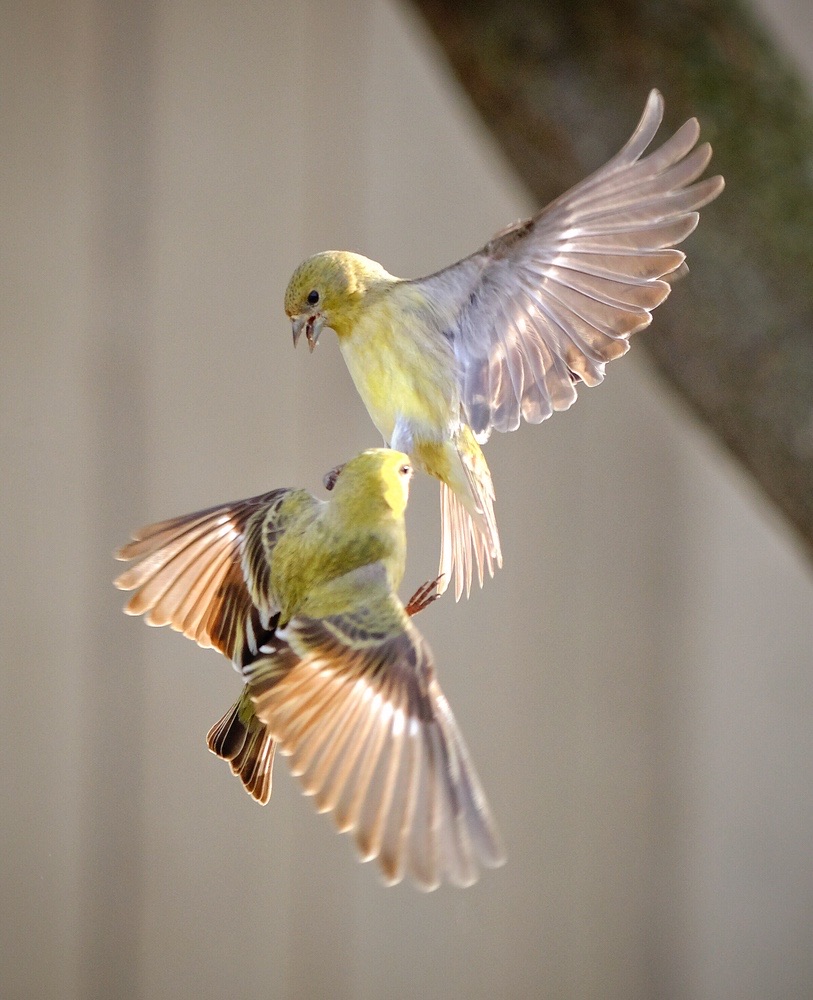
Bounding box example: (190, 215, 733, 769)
(328, 448, 413, 520)
(284, 251, 395, 349)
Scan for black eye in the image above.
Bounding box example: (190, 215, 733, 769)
(399, 464, 411, 477)
(307, 289, 319, 306)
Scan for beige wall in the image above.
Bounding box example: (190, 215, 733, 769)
(2, 2, 812, 998)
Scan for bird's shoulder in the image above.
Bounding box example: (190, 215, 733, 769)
(245, 489, 326, 613)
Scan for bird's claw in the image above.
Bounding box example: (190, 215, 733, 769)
(405, 575, 444, 617)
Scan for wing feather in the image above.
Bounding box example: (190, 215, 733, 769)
(244, 585, 504, 889)
(415, 89, 724, 440)
(114, 488, 296, 665)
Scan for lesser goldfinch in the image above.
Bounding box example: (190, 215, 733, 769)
(115, 449, 503, 889)
(284, 90, 724, 598)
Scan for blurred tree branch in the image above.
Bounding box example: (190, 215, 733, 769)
(409, 0, 813, 562)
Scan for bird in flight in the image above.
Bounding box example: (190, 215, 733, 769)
(115, 449, 504, 889)
(284, 90, 724, 599)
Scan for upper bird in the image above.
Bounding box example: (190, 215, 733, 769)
(115, 448, 504, 890)
(284, 89, 724, 599)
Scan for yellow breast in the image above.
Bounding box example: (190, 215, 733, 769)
(336, 293, 456, 444)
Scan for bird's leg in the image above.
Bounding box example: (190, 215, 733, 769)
(404, 575, 444, 617)
(389, 415, 415, 455)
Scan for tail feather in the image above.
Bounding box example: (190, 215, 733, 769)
(207, 691, 276, 805)
(438, 430, 502, 600)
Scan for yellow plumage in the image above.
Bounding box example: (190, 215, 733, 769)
(115, 449, 504, 889)
(284, 90, 724, 598)
(287, 251, 500, 598)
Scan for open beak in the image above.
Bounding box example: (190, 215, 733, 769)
(291, 314, 325, 353)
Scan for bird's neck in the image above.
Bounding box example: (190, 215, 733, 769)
(329, 275, 398, 340)
(324, 499, 406, 588)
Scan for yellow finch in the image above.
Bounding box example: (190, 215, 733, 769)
(284, 90, 724, 599)
(115, 449, 504, 889)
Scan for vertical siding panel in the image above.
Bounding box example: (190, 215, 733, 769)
(80, 2, 154, 997)
(285, 3, 375, 999)
(357, 5, 527, 998)
(0, 2, 122, 999)
(139, 3, 306, 998)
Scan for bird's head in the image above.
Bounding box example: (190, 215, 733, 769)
(284, 251, 395, 350)
(328, 448, 413, 518)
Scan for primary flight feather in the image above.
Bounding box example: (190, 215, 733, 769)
(115, 449, 504, 889)
(284, 89, 724, 599)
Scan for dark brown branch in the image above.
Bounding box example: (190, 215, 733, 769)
(409, 0, 813, 561)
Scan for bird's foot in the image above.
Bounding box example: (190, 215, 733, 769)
(405, 575, 444, 617)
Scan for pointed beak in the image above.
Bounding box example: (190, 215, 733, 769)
(291, 315, 306, 348)
(291, 314, 325, 353)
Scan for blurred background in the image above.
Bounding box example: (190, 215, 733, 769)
(2, 1, 812, 998)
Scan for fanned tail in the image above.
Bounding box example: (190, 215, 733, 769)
(437, 429, 502, 600)
(207, 689, 277, 805)
(438, 485, 499, 600)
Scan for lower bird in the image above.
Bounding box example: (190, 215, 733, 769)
(284, 89, 724, 599)
(115, 449, 504, 890)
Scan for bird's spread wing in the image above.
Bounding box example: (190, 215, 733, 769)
(243, 575, 504, 889)
(114, 488, 295, 668)
(207, 575, 447, 808)
(417, 89, 724, 441)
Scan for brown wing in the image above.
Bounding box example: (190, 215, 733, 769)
(244, 587, 504, 889)
(114, 489, 293, 668)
